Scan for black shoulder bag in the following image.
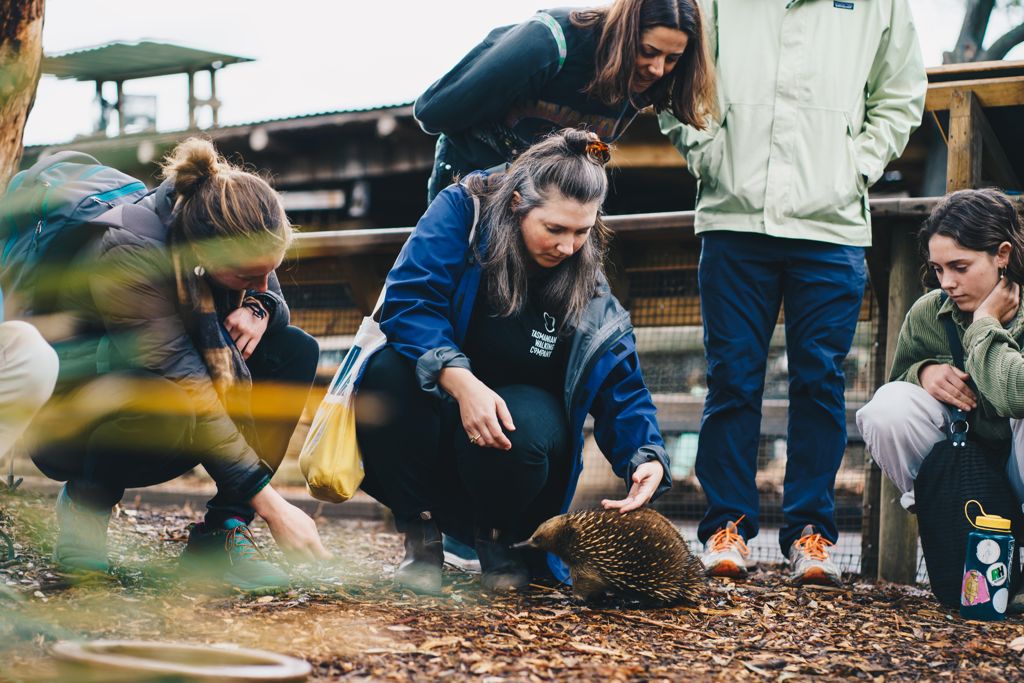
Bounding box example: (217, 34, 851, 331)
(913, 302, 1024, 608)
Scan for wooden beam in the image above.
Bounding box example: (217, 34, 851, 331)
(877, 225, 921, 584)
(609, 142, 685, 169)
(946, 89, 983, 192)
(926, 75, 1024, 112)
(926, 59, 1024, 82)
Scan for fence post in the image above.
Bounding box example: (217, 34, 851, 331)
(876, 222, 921, 583)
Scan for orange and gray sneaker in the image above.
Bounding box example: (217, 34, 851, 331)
(788, 525, 842, 586)
(700, 516, 754, 579)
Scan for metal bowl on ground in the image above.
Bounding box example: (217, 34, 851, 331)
(52, 639, 312, 682)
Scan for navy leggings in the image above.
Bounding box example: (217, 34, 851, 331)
(355, 346, 570, 544)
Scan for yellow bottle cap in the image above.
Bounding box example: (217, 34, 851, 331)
(975, 514, 1012, 532)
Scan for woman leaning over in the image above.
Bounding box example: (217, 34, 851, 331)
(857, 189, 1024, 509)
(32, 138, 330, 590)
(354, 129, 671, 594)
(415, 0, 715, 200)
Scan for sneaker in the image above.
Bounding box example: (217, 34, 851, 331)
(53, 485, 111, 573)
(181, 518, 289, 592)
(788, 525, 842, 586)
(701, 516, 753, 579)
(442, 534, 481, 574)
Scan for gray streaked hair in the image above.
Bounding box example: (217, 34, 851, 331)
(465, 129, 613, 335)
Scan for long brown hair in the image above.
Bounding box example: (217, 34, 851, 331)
(919, 188, 1024, 288)
(465, 129, 613, 334)
(572, 0, 715, 128)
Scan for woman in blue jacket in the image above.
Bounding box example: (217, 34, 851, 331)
(415, 0, 715, 200)
(354, 129, 670, 595)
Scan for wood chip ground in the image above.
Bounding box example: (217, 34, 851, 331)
(2, 492, 1023, 681)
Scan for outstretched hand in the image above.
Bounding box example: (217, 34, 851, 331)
(601, 460, 665, 514)
(251, 485, 332, 563)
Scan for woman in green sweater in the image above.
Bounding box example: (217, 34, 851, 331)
(856, 188, 1024, 510)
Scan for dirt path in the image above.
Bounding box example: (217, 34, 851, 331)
(2, 492, 1023, 681)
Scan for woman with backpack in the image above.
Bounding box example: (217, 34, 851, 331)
(856, 189, 1024, 510)
(353, 129, 670, 595)
(415, 0, 715, 201)
(29, 138, 330, 589)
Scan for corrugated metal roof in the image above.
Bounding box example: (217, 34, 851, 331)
(42, 41, 254, 81)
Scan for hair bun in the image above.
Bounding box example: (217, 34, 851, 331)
(560, 129, 611, 166)
(161, 137, 222, 198)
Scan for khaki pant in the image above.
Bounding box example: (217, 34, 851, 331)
(0, 321, 58, 459)
(855, 381, 1024, 510)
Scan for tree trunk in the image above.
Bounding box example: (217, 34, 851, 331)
(0, 0, 45, 189)
(947, 0, 996, 62)
(979, 22, 1024, 60)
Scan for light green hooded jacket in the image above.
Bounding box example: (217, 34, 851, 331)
(659, 0, 927, 247)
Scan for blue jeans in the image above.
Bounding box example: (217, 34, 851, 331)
(695, 231, 866, 554)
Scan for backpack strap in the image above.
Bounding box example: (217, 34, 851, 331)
(938, 292, 971, 447)
(22, 151, 101, 186)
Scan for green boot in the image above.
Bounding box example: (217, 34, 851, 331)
(181, 518, 289, 592)
(53, 485, 110, 573)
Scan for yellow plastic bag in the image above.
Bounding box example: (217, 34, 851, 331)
(299, 318, 383, 502)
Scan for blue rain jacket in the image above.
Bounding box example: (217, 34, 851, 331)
(363, 181, 670, 581)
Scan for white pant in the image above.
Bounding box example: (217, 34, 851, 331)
(0, 321, 58, 459)
(856, 381, 1024, 510)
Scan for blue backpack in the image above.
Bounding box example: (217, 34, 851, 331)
(0, 151, 150, 314)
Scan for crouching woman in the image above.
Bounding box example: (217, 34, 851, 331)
(857, 188, 1024, 510)
(31, 138, 329, 589)
(354, 129, 671, 594)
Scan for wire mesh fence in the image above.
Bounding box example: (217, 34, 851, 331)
(285, 232, 884, 574)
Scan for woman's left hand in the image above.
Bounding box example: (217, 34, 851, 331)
(975, 277, 1020, 325)
(225, 305, 269, 360)
(601, 460, 665, 514)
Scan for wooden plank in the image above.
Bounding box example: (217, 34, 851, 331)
(609, 142, 686, 169)
(877, 225, 921, 584)
(926, 59, 1024, 83)
(926, 75, 1024, 112)
(946, 89, 983, 192)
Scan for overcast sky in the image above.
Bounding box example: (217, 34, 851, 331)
(23, 0, 1024, 146)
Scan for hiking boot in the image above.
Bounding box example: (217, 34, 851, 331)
(181, 518, 289, 592)
(701, 516, 754, 579)
(788, 525, 842, 586)
(394, 512, 444, 595)
(53, 485, 111, 573)
(475, 528, 530, 593)
(443, 534, 481, 574)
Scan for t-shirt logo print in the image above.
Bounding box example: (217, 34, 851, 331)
(544, 312, 557, 334)
(530, 313, 558, 358)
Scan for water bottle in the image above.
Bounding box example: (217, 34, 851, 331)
(960, 500, 1015, 621)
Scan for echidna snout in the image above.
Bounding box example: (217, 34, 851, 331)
(512, 515, 568, 552)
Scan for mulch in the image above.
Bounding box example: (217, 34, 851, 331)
(2, 490, 1023, 682)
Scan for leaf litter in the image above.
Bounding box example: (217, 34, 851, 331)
(2, 491, 1024, 681)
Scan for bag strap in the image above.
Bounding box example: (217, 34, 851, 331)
(939, 292, 972, 447)
(371, 193, 481, 320)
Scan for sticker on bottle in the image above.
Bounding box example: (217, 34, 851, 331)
(986, 562, 1008, 587)
(976, 539, 1001, 564)
(962, 570, 991, 606)
(993, 587, 1009, 614)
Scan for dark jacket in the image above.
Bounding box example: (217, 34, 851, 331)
(415, 7, 642, 174)
(365, 181, 670, 581)
(78, 181, 289, 500)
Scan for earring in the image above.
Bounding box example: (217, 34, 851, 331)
(999, 266, 1006, 280)
(194, 265, 206, 277)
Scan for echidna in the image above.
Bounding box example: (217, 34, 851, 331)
(514, 508, 705, 606)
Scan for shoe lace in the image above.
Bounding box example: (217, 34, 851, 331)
(707, 515, 750, 558)
(223, 525, 265, 565)
(793, 532, 833, 561)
